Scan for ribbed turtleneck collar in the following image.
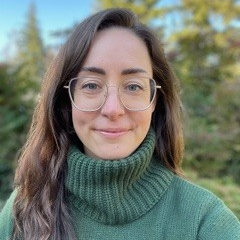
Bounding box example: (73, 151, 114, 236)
(65, 129, 174, 225)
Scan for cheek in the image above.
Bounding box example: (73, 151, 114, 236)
(72, 109, 97, 138)
(133, 110, 153, 129)
(72, 109, 87, 133)
(72, 109, 79, 128)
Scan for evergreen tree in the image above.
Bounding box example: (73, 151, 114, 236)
(0, 3, 45, 202)
(16, 2, 45, 87)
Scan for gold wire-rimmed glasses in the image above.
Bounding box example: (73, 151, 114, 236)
(64, 76, 161, 112)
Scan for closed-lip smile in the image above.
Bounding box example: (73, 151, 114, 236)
(95, 128, 130, 138)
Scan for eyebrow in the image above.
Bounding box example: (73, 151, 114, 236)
(121, 68, 147, 75)
(80, 67, 105, 75)
(80, 67, 147, 76)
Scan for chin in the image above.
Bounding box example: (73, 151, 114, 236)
(84, 144, 138, 160)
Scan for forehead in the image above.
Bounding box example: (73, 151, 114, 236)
(82, 27, 152, 76)
(91, 27, 148, 53)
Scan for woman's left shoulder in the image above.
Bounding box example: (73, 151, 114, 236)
(170, 175, 240, 239)
(171, 174, 234, 212)
(172, 175, 221, 200)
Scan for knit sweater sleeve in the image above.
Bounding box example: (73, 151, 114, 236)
(198, 194, 240, 240)
(0, 190, 16, 240)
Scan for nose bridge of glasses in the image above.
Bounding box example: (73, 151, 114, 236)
(105, 85, 120, 97)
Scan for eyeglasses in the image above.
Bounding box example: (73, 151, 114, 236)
(64, 76, 161, 112)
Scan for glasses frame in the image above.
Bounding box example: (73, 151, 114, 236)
(64, 77, 161, 112)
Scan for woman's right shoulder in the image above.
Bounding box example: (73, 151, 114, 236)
(0, 190, 17, 238)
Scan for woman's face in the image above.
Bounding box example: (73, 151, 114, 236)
(72, 28, 155, 160)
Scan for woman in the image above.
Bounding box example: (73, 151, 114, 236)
(0, 8, 239, 240)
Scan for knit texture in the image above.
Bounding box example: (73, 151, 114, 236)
(66, 128, 173, 225)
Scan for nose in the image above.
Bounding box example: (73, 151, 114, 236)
(100, 86, 125, 120)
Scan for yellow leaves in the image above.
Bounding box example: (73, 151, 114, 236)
(96, 0, 166, 24)
(180, 0, 240, 26)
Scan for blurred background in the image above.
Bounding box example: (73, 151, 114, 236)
(0, 0, 239, 218)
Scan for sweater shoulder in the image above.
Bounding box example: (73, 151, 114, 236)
(0, 190, 16, 238)
(173, 175, 218, 199)
(171, 175, 234, 213)
(171, 175, 240, 239)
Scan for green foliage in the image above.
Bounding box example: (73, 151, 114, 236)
(183, 117, 228, 176)
(211, 79, 240, 181)
(0, 63, 37, 200)
(0, 3, 44, 201)
(169, 0, 240, 180)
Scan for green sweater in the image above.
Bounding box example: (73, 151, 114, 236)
(1, 130, 240, 239)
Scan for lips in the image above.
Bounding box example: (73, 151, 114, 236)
(95, 128, 130, 138)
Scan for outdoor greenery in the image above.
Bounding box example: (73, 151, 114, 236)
(0, 0, 239, 218)
(0, 3, 45, 201)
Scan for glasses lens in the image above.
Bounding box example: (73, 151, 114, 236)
(119, 78, 156, 111)
(69, 77, 106, 111)
(68, 77, 157, 111)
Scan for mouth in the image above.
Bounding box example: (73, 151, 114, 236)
(95, 128, 130, 138)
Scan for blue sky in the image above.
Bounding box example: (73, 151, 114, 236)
(0, 0, 93, 60)
(0, 0, 181, 61)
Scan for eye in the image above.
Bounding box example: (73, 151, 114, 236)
(82, 82, 99, 90)
(79, 79, 105, 93)
(126, 83, 143, 92)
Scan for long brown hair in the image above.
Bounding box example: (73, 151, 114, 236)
(13, 8, 183, 240)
